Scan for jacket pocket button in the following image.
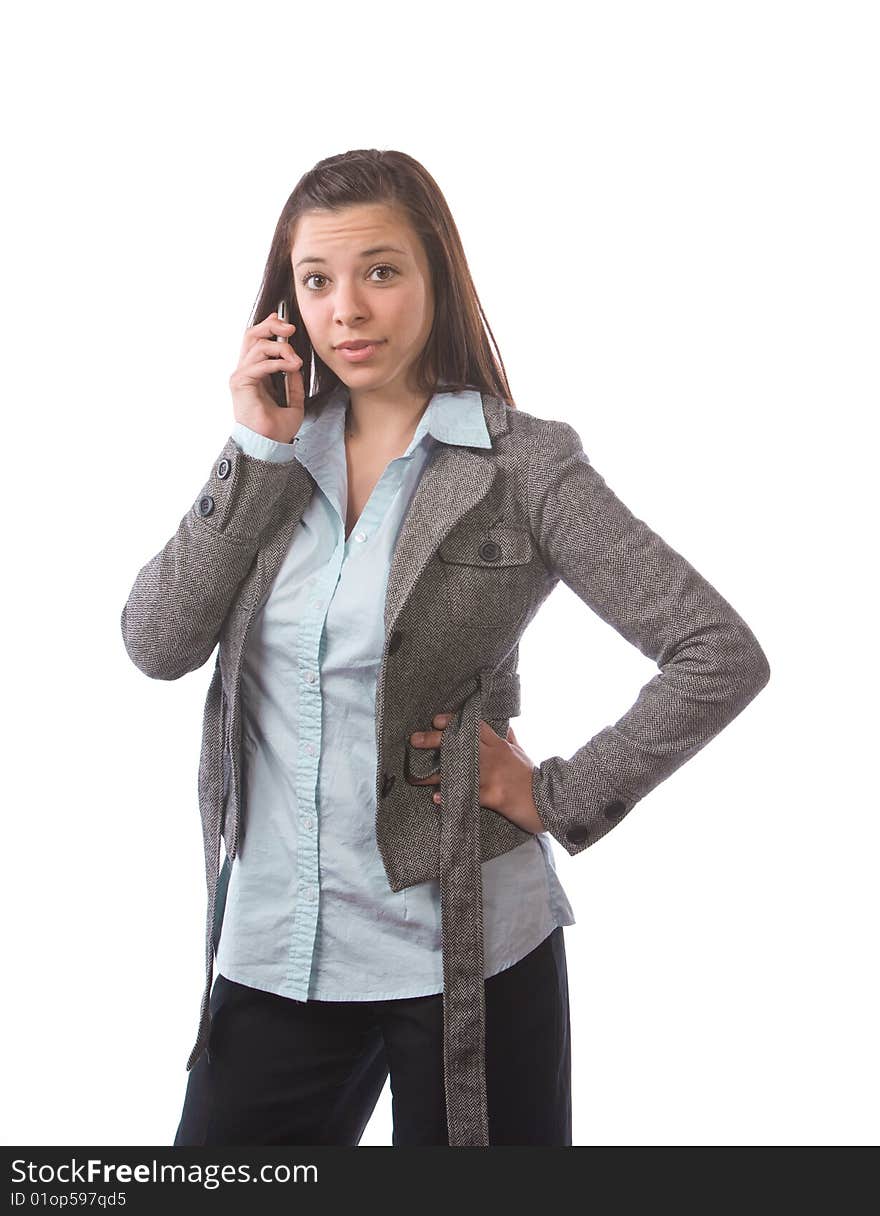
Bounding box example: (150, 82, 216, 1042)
(479, 540, 501, 561)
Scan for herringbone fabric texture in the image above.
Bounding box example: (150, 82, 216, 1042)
(121, 392, 770, 1146)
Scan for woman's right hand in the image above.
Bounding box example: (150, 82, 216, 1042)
(229, 311, 307, 444)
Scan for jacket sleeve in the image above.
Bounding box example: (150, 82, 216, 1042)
(526, 418, 771, 856)
(120, 433, 308, 680)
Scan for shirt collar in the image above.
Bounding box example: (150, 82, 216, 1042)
(294, 381, 492, 461)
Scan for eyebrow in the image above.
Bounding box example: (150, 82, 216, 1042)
(294, 245, 409, 269)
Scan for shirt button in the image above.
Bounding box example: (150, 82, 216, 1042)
(305, 671, 317, 684)
(354, 531, 367, 543)
(305, 742, 315, 756)
(303, 816, 315, 832)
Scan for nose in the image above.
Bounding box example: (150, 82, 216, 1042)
(332, 282, 369, 329)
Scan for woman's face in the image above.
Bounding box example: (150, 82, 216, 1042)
(290, 202, 435, 402)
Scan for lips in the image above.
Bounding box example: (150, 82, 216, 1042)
(335, 340, 384, 363)
(336, 340, 381, 350)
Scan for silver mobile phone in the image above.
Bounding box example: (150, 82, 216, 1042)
(273, 298, 290, 406)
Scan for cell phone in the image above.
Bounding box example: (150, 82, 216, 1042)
(272, 297, 290, 407)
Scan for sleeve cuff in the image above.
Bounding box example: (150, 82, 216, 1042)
(231, 422, 299, 464)
(531, 757, 636, 857)
(190, 434, 310, 544)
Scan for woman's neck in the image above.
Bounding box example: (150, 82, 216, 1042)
(344, 391, 431, 446)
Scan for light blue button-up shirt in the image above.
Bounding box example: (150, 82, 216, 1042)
(215, 383, 574, 1001)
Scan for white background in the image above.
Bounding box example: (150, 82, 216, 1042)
(3, 0, 877, 1148)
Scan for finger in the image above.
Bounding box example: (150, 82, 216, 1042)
(241, 341, 303, 372)
(410, 729, 443, 746)
(241, 313, 296, 358)
(260, 312, 297, 338)
(238, 355, 302, 383)
(256, 337, 302, 361)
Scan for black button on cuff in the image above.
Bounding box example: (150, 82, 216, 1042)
(565, 825, 590, 846)
(603, 799, 627, 821)
(197, 495, 215, 517)
(388, 630, 402, 654)
(216, 458, 231, 479)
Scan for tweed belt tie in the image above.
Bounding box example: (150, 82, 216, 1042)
(188, 662, 517, 1151)
(434, 664, 497, 1147)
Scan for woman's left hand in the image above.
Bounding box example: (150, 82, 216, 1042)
(407, 714, 547, 835)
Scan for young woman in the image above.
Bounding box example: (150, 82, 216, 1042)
(121, 148, 770, 1147)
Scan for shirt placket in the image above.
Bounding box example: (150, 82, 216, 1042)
(286, 551, 343, 995)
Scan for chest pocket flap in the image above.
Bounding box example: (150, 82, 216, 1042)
(438, 523, 534, 568)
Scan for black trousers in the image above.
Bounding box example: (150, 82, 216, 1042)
(173, 925, 571, 1146)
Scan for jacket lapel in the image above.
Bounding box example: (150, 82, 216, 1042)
(383, 391, 511, 638)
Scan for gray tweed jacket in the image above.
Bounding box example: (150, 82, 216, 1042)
(120, 391, 770, 1147)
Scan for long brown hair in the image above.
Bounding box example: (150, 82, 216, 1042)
(248, 149, 517, 415)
